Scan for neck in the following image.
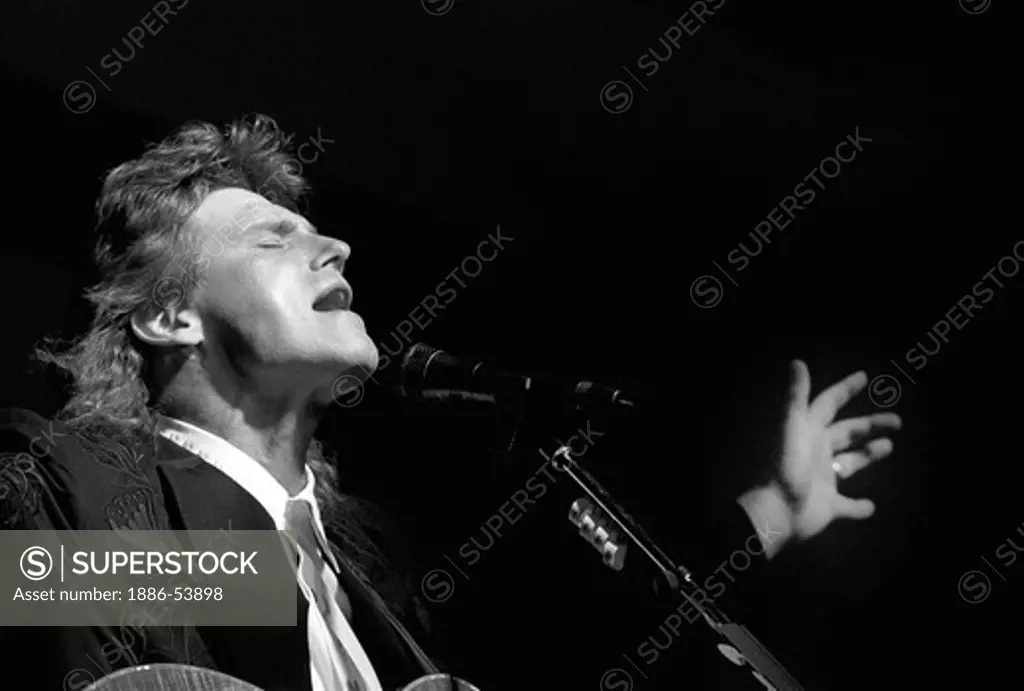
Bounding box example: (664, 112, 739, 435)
(163, 375, 325, 496)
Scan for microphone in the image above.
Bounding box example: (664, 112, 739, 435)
(396, 343, 636, 410)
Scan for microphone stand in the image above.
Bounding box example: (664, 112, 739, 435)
(544, 443, 805, 691)
(408, 368, 802, 688)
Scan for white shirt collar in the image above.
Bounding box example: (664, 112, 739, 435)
(156, 415, 337, 568)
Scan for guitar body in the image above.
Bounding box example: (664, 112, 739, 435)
(400, 673, 482, 691)
(86, 664, 482, 691)
(85, 664, 260, 691)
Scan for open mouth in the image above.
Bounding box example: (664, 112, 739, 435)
(312, 285, 351, 312)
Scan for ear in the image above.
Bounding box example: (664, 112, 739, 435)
(130, 304, 204, 347)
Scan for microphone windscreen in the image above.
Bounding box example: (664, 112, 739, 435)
(401, 342, 437, 379)
(400, 342, 450, 393)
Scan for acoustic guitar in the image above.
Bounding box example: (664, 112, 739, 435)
(86, 663, 482, 691)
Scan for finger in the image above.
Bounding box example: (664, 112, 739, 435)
(830, 414, 901, 452)
(788, 360, 811, 413)
(831, 495, 875, 520)
(832, 438, 894, 478)
(810, 370, 868, 425)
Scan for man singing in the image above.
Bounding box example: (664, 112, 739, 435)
(0, 115, 901, 690)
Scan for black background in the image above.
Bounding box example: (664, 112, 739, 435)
(0, 0, 1013, 689)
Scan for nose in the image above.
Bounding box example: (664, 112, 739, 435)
(313, 236, 351, 273)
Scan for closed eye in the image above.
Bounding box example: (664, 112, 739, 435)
(250, 219, 312, 248)
(257, 232, 287, 248)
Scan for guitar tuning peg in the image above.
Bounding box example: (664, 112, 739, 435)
(568, 500, 582, 522)
(601, 540, 627, 571)
(579, 514, 597, 537)
(569, 498, 595, 528)
(568, 498, 587, 520)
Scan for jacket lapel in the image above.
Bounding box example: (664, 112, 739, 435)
(153, 436, 275, 532)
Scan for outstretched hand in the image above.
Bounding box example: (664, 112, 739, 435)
(739, 361, 902, 558)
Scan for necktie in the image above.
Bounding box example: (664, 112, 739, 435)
(285, 497, 369, 691)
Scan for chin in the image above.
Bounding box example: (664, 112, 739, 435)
(309, 340, 379, 407)
(339, 338, 379, 376)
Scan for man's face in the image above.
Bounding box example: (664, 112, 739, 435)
(184, 187, 377, 397)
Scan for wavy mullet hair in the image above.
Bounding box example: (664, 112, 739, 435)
(34, 115, 406, 607)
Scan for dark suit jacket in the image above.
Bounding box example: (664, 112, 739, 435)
(0, 408, 438, 691)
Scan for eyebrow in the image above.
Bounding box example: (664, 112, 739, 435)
(248, 219, 320, 237)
